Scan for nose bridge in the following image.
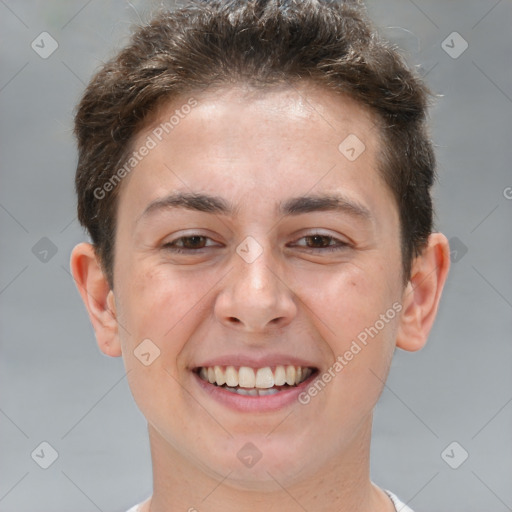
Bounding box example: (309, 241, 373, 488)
(214, 235, 297, 331)
(238, 237, 275, 288)
(234, 236, 283, 305)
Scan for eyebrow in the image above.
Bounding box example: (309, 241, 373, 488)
(138, 192, 372, 223)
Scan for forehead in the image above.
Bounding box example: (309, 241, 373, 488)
(142, 83, 380, 152)
(118, 83, 392, 224)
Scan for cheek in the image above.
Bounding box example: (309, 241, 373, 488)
(117, 265, 204, 429)
(118, 262, 205, 334)
(300, 262, 397, 339)
(115, 262, 222, 388)
(302, 261, 400, 404)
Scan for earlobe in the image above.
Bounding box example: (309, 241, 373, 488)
(70, 243, 122, 357)
(396, 233, 450, 352)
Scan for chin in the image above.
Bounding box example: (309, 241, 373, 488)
(200, 438, 317, 489)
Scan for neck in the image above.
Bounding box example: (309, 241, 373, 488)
(144, 416, 394, 512)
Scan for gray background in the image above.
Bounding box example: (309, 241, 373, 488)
(0, 1, 511, 511)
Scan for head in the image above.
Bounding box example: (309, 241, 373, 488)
(71, 0, 449, 491)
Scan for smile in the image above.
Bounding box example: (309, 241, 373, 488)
(195, 365, 315, 396)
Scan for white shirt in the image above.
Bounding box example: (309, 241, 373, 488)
(125, 490, 414, 511)
(385, 490, 415, 511)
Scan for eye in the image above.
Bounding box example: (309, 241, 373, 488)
(162, 235, 218, 253)
(291, 233, 349, 252)
(162, 233, 348, 255)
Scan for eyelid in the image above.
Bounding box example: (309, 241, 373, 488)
(291, 229, 349, 244)
(163, 234, 221, 249)
(162, 230, 350, 254)
(289, 232, 349, 250)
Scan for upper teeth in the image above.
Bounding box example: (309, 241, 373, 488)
(198, 365, 312, 388)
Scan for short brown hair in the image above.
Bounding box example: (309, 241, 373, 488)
(74, 0, 436, 289)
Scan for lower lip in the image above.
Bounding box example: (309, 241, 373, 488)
(192, 371, 317, 413)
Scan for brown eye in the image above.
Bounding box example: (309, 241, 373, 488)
(304, 235, 335, 248)
(178, 236, 207, 249)
(163, 235, 216, 253)
(291, 233, 349, 253)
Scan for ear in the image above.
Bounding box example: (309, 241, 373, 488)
(396, 233, 450, 352)
(70, 243, 121, 357)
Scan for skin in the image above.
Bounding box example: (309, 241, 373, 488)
(71, 83, 450, 512)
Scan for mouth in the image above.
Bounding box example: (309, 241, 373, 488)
(194, 364, 318, 397)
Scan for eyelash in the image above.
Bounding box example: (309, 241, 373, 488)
(162, 233, 349, 254)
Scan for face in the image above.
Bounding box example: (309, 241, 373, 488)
(110, 84, 405, 487)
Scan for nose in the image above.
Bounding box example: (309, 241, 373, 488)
(213, 241, 297, 332)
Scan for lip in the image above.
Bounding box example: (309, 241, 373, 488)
(192, 368, 318, 413)
(193, 353, 320, 370)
